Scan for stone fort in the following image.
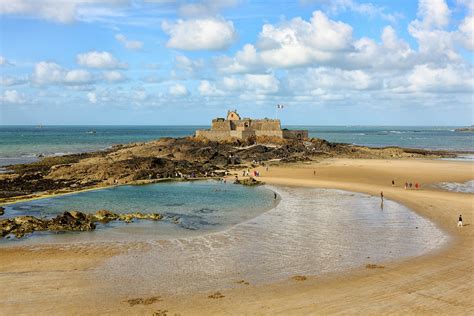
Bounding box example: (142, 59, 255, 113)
(195, 110, 308, 141)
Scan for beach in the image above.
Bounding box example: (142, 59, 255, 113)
(0, 158, 472, 314)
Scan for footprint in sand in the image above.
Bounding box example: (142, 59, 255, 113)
(127, 296, 162, 306)
(365, 264, 385, 269)
(292, 275, 307, 281)
(208, 291, 225, 299)
(236, 280, 250, 285)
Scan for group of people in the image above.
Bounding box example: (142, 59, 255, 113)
(391, 180, 420, 190)
(242, 169, 261, 177)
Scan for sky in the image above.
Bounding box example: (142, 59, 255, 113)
(0, 0, 473, 125)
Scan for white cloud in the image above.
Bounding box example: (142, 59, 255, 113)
(405, 64, 474, 93)
(77, 51, 127, 69)
(32, 61, 94, 85)
(115, 34, 143, 50)
(168, 83, 189, 96)
(102, 70, 126, 82)
(416, 0, 451, 29)
(87, 92, 97, 103)
(459, 14, 474, 50)
(0, 0, 128, 23)
(198, 80, 225, 96)
(0, 89, 26, 104)
(216, 11, 353, 71)
(0, 76, 28, 86)
(162, 17, 237, 51)
(0, 56, 9, 66)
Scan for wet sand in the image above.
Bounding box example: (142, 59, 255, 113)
(0, 158, 472, 314)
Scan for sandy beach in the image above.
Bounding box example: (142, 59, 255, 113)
(0, 158, 472, 315)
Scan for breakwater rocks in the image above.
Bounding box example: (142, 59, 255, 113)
(0, 210, 163, 239)
(0, 136, 456, 201)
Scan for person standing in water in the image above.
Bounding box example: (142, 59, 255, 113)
(274, 192, 277, 200)
(380, 191, 384, 202)
(458, 215, 463, 227)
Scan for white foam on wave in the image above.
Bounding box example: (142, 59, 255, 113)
(436, 180, 474, 193)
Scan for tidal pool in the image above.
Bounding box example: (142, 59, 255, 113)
(0, 180, 276, 243)
(1, 182, 448, 296)
(97, 186, 448, 297)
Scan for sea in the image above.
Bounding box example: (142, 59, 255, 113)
(0, 125, 473, 166)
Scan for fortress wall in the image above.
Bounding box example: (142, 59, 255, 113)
(255, 130, 284, 138)
(211, 120, 231, 131)
(250, 120, 281, 131)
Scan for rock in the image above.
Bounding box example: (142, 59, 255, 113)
(93, 209, 119, 223)
(0, 206, 4, 216)
(234, 177, 264, 186)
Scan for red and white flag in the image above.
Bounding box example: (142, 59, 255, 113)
(277, 104, 284, 109)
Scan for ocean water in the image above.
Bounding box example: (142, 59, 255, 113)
(0, 180, 276, 242)
(0, 125, 472, 166)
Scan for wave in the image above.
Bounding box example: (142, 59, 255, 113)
(435, 180, 474, 193)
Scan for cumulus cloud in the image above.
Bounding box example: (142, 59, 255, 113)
(115, 34, 143, 50)
(102, 70, 126, 82)
(168, 83, 189, 96)
(77, 51, 127, 69)
(162, 17, 237, 51)
(32, 61, 94, 85)
(0, 89, 26, 104)
(198, 80, 225, 96)
(216, 11, 353, 71)
(0, 0, 128, 23)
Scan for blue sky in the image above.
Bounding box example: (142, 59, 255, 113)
(0, 0, 473, 125)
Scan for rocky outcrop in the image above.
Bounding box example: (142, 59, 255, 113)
(0, 206, 4, 216)
(234, 177, 264, 186)
(0, 210, 164, 239)
(0, 136, 457, 201)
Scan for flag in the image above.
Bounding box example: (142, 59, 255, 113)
(277, 104, 284, 109)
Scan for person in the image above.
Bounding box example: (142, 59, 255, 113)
(380, 191, 384, 202)
(313, 170, 316, 176)
(458, 214, 463, 227)
(392, 180, 395, 186)
(274, 192, 277, 200)
(415, 182, 419, 190)
(409, 182, 412, 189)
(404, 182, 408, 190)
(266, 166, 269, 172)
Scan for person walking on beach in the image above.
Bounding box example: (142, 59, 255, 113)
(380, 191, 384, 202)
(458, 215, 463, 227)
(409, 182, 412, 189)
(313, 170, 316, 176)
(404, 182, 408, 190)
(274, 192, 277, 200)
(392, 180, 395, 186)
(415, 182, 419, 190)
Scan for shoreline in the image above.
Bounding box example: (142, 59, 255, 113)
(0, 158, 472, 314)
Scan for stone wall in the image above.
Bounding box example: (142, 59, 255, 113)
(282, 129, 309, 140)
(211, 120, 231, 131)
(250, 119, 281, 131)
